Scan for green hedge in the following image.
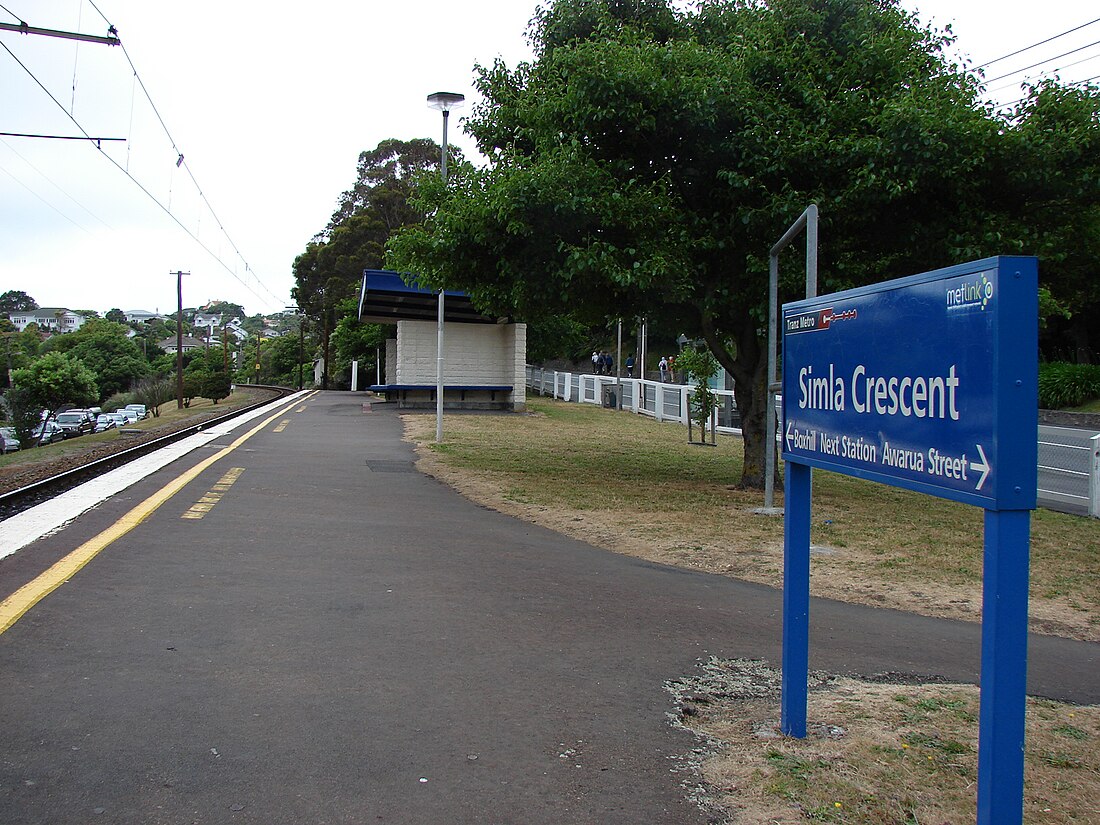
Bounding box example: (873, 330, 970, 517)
(1038, 362, 1100, 409)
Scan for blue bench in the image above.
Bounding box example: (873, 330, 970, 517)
(369, 384, 513, 405)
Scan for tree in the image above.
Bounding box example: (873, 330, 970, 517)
(388, 0, 1073, 489)
(1, 386, 44, 448)
(202, 370, 232, 404)
(43, 318, 148, 400)
(0, 290, 37, 316)
(105, 308, 127, 323)
(677, 347, 720, 442)
(202, 300, 246, 321)
(12, 352, 98, 441)
(293, 138, 450, 389)
(1000, 80, 1100, 361)
(132, 377, 175, 417)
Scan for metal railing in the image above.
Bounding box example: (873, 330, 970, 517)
(526, 367, 1100, 518)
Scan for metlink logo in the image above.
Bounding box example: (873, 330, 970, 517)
(946, 272, 994, 311)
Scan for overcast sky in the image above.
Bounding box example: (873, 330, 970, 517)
(1, 1, 1097, 318)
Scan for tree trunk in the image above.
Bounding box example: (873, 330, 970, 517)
(700, 308, 776, 491)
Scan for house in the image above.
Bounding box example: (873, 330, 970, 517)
(157, 336, 207, 354)
(193, 312, 250, 343)
(8, 308, 88, 334)
(124, 310, 168, 324)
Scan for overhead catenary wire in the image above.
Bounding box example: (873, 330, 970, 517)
(6, 0, 285, 309)
(0, 134, 114, 228)
(80, 0, 282, 307)
(986, 51, 1100, 96)
(0, 160, 91, 232)
(998, 73, 1100, 111)
(982, 37, 1100, 86)
(974, 16, 1100, 70)
(0, 37, 278, 309)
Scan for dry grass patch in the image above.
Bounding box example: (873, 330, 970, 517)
(666, 658, 1100, 825)
(403, 398, 1100, 640)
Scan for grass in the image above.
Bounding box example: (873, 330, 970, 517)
(669, 659, 1100, 825)
(407, 397, 1100, 640)
(1068, 397, 1100, 413)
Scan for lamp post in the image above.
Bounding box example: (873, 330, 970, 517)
(427, 91, 464, 443)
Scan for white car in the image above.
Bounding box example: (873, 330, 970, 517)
(115, 408, 140, 424)
(124, 404, 149, 420)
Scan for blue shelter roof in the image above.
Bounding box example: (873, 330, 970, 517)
(357, 269, 496, 324)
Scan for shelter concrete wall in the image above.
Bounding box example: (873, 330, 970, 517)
(394, 320, 526, 410)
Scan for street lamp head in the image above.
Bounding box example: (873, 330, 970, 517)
(427, 92, 465, 113)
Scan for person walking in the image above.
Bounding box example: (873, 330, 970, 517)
(591, 351, 600, 374)
(625, 354, 635, 378)
(658, 355, 669, 383)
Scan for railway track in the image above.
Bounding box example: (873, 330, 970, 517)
(0, 386, 294, 522)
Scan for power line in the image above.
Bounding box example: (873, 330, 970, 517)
(997, 73, 1100, 111)
(1, 37, 280, 309)
(975, 17, 1100, 70)
(0, 134, 114, 229)
(0, 160, 91, 232)
(983, 38, 1100, 85)
(987, 50, 1100, 96)
(80, 1, 283, 308)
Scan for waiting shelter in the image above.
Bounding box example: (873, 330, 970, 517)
(358, 269, 526, 411)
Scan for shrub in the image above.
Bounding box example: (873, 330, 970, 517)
(103, 392, 134, 412)
(1038, 362, 1100, 409)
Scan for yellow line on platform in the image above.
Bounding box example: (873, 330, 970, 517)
(0, 392, 317, 635)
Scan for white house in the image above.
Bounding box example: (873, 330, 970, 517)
(8, 308, 87, 334)
(125, 310, 168, 324)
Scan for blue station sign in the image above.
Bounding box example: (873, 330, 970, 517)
(781, 256, 1038, 510)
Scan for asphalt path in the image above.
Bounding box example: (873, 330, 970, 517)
(1, 392, 1097, 824)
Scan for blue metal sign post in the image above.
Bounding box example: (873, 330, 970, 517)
(781, 256, 1037, 825)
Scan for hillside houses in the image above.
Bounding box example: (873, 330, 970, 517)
(8, 308, 88, 334)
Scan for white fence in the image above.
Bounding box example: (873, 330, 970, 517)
(526, 366, 1100, 518)
(526, 366, 747, 433)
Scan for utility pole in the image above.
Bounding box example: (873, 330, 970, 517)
(254, 332, 262, 384)
(172, 270, 189, 409)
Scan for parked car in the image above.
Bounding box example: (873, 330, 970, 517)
(55, 409, 95, 438)
(94, 414, 117, 433)
(33, 420, 65, 445)
(124, 404, 149, 420)
(114, 408, 140, 424)
(106, 412, 130, 428)
(0, 427, 21, 454)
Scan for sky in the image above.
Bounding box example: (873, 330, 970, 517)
(1, 0, 1097, 319)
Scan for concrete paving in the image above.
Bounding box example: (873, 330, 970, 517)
(1, 391, 1097, 824)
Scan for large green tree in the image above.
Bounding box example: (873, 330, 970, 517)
(292, 138, 451, 388)
(43, 319, 148, 400)
(12, 352, 98, 440)
(0, 290, 37, 316)
(388, 0, 1092, 488)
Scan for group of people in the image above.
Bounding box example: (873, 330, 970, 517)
(589, 351, 678, 383)
(591, 351, 615, 375)
(658, 355, 677, 383)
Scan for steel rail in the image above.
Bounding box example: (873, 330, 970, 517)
(0, 386, 292, 520)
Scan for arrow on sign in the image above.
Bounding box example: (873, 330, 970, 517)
(785, 420, 794, 452)
(970, 444, 991, 491)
